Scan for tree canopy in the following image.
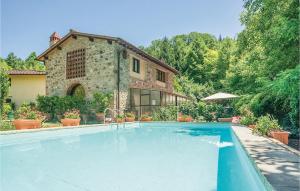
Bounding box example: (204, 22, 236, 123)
(143, 0, 299, 134)
(3, 52, 45, 71)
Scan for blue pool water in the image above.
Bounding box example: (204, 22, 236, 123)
(0, 122, 269, 191)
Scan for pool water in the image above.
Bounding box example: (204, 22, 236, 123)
(0, 122, 269, 191)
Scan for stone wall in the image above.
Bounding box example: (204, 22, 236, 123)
(128, 50, 174, 93)
(45, 36, 117, 99)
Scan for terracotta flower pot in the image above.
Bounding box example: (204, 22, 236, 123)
(13, 119, 41, 130)
(270, 131, 289, 144)
(141, 117, 152, 122)
(61, 118, 81, 126)
(125, 117, 135, 122)
(96, 113, 105, 122)
(232, 116, 241, 124)
(185, 116, 193, 122)
(116, 118, 124, 123)
(248, 124, 256, 129)
(177, 116, 186, 122)
(217, 117, 233, 122)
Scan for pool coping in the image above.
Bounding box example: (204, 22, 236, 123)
(0, 121, 218, 135)
(231, 125, 300, 191)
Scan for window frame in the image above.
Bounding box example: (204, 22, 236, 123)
(132, 58, 140, 73)
(156, 69, 166, 82)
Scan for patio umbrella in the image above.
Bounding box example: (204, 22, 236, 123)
(202, 92, 239, 101)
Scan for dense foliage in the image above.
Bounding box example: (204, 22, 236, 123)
(3, 52, 45, 71)
(36, 95, 87, 119)
(92, 92, 113, 113)
(0, 59, 10, 119)
(143, 0, 299, 135)
(253, 114, 281, 136)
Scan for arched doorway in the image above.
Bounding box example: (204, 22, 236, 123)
(67, 84, 85, 97)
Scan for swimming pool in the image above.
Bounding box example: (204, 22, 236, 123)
(0, 122, 270, 191)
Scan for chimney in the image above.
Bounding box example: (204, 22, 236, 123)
(49, 32, 61, 46)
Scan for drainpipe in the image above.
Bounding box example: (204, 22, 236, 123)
(117, 49, 121, 114)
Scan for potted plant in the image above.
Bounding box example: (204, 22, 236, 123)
(92, 92, 112, 122)
(61, 109, 81, 126)
(140, 113, 152, 122)
(177, 114, 193, 122)
(13, 104, 45, 130)
(115, 114, 124, 123)
(184, 115, 193, 122)
(253, 114, 289, 144)
(125, 112, 135, 122)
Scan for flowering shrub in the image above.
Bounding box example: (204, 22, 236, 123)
(63, 109, 80, 119)
(253, 114, 281, 136)
(15, 103, 45, 121)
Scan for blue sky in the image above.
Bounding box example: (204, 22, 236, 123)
(1, 0, 244, 59)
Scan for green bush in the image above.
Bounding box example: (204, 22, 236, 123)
(239, 107, 257, 126)
(92, 92, 113, 113)
(37, 95, 89, 119)
(253, 114, 281, 136)
(179, 101, 198, 118)
(36, 95, 59, 118)
(152, 105, 177, 121)
(1, 103, 12, 119)
(0, 121, 15, 131)
(240, 115, 256, 126)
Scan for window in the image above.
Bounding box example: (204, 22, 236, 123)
(132, 58, 140, 73)
(66, 49, 86, 79)
(156, 69, 166, 82)
(151, 90, 160, 106)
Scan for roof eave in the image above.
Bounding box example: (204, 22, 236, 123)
(36, 31, 179, 74)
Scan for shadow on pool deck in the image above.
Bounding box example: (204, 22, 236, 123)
(232, 126, 300, 191)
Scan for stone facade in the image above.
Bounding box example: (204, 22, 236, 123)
(41, 33, 176, 113)
(45, 36, 119, 98)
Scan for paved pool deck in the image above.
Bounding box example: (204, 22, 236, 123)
(232, 125, 300, 191)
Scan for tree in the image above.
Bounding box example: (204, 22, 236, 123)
(5, 53, 24, 69)
(0, 59, 10, 119)
(4, 52, 45, 71)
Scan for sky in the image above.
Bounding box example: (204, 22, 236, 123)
(1, 0, 244, 59)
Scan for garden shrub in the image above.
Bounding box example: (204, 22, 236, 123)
(37, 95, 89, 120)
(152, 105, 177, 121)
(239, 106, 257, 126)
(36, 95, 60, 118)
(179, 101, 198, 118)
(0, 121, 15, 131)
(92, 92, 113, 113)
(1, 103, 12, 119)
(253, 114, 281, 136)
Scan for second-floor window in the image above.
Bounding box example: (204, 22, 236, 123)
(132, 58, 140, 73)
(156, 69, 166, 82)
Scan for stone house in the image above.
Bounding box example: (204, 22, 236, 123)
(37, 30, 187, 116)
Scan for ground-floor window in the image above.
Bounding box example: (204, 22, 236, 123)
(129, 88, 187, 117)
